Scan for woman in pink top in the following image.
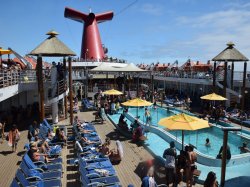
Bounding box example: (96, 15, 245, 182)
(8, 124, 20, 153)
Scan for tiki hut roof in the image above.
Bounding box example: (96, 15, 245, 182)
(212, 42, 248, 62)
(29, 30, 76, 57)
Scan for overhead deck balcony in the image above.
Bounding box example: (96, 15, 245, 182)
(0, 69, 68, 103)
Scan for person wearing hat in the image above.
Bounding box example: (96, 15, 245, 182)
(239, 142, 250, 154)
(163, 141, 177, 187)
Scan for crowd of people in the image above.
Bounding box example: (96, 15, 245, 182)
(163, 141, 198, 187)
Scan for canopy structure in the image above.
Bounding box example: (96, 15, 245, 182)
(211, 42, 248, 109)
(28, 30, 76, 125)
(103, 89, 123, 95)
(29, 30, 76, 57)
(200, 93, 227, 101)
(212, 42, 248, 62)
(90, 63, 148, 72)
(158, 113, 210, 150)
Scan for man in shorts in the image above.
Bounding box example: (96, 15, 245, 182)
(163, 141, 177, 187)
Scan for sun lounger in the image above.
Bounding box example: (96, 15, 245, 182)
(79, 158, 113, 170)
(80, 165, 116, 179)
(82, 99, 95, 110)
(20, 161, 62, 180)
(81, 175, 120, 187)
(15, 169, 61, 187)
(83, 98, 95, 107)
(10, 178, 20, 187)
(24, 154, 62, 172)
(43, 119, 67, 136)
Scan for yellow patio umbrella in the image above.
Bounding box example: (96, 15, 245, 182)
(122, 98, 153, 107)
(158, 113, 210, 150)
(0, 49, 12, 55)
(122, 98, 153, 117)
(103, 89, 123, 95)
(200, 92, 227, 101)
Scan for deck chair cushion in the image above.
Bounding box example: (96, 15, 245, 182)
(76, 141, 83, 152)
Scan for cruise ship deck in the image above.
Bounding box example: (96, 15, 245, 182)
(0, 108, 205, 187)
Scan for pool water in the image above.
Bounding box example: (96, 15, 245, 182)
(129, 107, 250, 157)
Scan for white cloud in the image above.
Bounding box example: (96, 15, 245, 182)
(140, 3, 164, 16)
(173, 4, 250, 67)
(124, 1, 250, 69)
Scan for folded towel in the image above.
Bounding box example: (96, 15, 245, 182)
(94, 169, 109, 176)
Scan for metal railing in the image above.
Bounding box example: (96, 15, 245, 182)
(72, 58, 127, 63)
(0, 69, 19, 88)
(57, 79, 67, 96)
(0, 69, 53, 88)
(87, 83, 139, 92)
(48, 79, 67, 99)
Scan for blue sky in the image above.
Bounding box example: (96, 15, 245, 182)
(1, 0, 250, 70)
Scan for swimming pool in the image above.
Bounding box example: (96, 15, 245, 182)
(129, 107, 250, 157)
(107, 109, 250, 181)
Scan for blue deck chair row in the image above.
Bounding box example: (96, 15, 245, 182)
(20, 161, 62, 180)
(10, 154, 63, 187)
(12, 169, 61, 187)
(38, 123, 65, 147)
(75, 125, 121, 186)
(73, 121, 96, 135)
(78, 153, 120, 187)
(23, 154, 63, 172)
(73, 118, 121, 186)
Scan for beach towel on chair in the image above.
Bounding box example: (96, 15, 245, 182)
(49, 145, 62, 155)
(94, 169, 110, 176)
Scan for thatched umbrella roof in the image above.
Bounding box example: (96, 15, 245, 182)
(29, 30, 76, 57)
(212, 42, 248, 62)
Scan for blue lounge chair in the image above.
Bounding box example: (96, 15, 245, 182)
(82, 99, 95, 110)
(42, 119, 53, 131)
(43, 119, 67, 135)
(24, 154, 62, 172)
(15, 169, 61, 187)
(82, 134, 101, 142)
(80, 174, 120, 187)
(84, 98, 95, 107)
(10, 178, 20, 187)
(20, 161, 62, 180)
(79, 158, 113, 170)
(79, 164, 116, 179)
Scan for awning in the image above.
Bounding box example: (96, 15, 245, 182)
(90, 63, 148, 72)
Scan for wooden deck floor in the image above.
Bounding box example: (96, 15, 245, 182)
(0, 128, 28, 187)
